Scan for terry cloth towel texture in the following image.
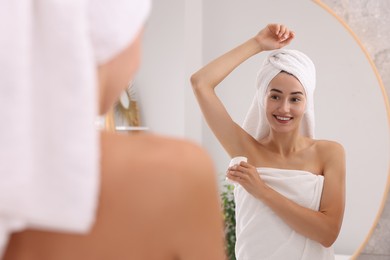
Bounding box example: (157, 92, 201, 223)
(0, 0, 150, 256)
(234, 168, 334, 260)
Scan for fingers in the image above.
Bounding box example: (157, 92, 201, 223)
(226, 164, 242, 180)
(268, 23, 294, 42)
(282, 31, 295, 44)
(226, 162, 252, 179)
(226, 170, 242, 180)
(226, 168, 246, 182)
(278, 24, 288, 40)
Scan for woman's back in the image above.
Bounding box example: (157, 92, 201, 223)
(4, 132, 226, 260)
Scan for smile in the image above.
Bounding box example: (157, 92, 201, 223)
(274, 115, 293, 122)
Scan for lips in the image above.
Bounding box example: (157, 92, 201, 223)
(274, 115, 293, 123)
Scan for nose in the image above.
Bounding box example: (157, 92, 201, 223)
(279, 99, 290, 113)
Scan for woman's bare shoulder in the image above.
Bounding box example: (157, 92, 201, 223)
(99, 134, 225, 260)
(314, 139, 345, 154)
(102, 131, 211, 160)
(3, 132, 224, 260)
(101, 131, 215, 181)
(313, 139, 346, 171)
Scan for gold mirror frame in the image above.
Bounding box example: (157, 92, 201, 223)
(313, 1, 390, 259)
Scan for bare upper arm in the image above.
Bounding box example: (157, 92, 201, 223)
(191, 80, 255, 157)
(318, 141, 346, 232)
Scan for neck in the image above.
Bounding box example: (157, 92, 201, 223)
(263, 129, 306, 157)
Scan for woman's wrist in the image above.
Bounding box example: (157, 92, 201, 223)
(245, 37, 264, 55)
(255, 181, 271, 201)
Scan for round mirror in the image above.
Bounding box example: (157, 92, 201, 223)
(135, 0, 389, 258)
(200, 0, 389, 257)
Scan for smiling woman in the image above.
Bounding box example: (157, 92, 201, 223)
(191, 22, 346, 258)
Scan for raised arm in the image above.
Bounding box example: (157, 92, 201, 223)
(191, 24, 295, 156)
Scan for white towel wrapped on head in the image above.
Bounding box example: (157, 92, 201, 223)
(242, 49, 316, 140)
(0, 0, 150, 256)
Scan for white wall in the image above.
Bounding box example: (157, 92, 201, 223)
(136, 0, 203, 142)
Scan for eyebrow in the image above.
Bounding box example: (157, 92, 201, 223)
(270, 88, 304, 95)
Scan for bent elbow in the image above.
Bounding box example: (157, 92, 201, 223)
(190, 72, 217, 98)
(321, 239, 335, 248)
(190, 72, 215, 94)
(190, 73, 202, 92)
(319, 231, 339, 248)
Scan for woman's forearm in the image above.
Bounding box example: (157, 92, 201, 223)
(191, 23, 295, 92)
(191, 38, 262, 92)
(258, 185, 341, 247)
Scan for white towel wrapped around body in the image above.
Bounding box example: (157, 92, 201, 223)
(234, 168, 334, 260)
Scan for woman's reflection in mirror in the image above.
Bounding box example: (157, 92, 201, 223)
(191, 23, 345, 260)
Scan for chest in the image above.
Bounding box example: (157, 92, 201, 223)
(248, 147, 323, 175)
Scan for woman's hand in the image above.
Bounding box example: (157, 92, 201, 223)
(254, 24, 295, 51)
(226, 161, 267, 198)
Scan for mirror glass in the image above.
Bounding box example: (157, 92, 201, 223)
(133, 0, 389, 257)
(200, 0, 389, 256)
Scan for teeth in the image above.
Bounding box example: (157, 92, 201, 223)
(276, 116, 291, 121)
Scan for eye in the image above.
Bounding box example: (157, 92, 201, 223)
(270, 95, 280, 100)
(290, 97, 301, 102)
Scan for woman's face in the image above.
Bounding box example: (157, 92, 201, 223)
(264, 72, 307, 135)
